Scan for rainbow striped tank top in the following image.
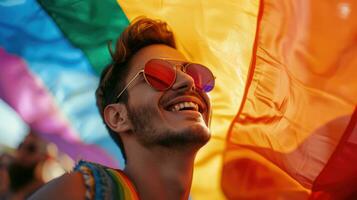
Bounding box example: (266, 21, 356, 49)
(74, 160, 139, 200)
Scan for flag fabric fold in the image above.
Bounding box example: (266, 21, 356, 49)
(38, 0, 129, 74)
(222, 0, 357, 199)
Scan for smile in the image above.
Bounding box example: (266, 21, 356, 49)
(169, 101, 200, 112)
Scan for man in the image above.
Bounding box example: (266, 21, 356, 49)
(30, 17, 215, 200)
(1, 130, 49, 200)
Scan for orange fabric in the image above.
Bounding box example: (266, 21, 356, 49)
(223, 0, 357, 199)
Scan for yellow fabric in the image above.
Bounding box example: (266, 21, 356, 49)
(117, 0, 258, 199)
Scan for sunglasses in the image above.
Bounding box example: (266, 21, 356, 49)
(116, 59, 215, 101)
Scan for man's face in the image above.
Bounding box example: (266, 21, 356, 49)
(123, 44, 212, 149)
(7, 133, 47, 190)
(16, 133, 47, 167)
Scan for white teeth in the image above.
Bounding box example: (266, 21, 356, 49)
(170, 102, 199, 112)
(184, 102, 190, 108)
(174, 104, 180, 111)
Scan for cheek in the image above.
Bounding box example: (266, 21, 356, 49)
(128, 86, 163, 116)
(128, 83, 157, 104)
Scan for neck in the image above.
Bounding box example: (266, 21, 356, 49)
(123, 145, 197, 200)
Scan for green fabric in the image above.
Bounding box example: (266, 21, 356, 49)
(37, 0, 130, 74)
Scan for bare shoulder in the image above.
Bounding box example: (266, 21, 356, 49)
(29, 171, 85, 200)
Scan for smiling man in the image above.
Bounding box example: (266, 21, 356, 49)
(30, 17, 215, 200)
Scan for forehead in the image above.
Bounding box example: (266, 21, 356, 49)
(128, 44, 187, 73)
(24, 134, 37, 143)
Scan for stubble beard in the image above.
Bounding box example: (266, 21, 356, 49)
(126, 104, 210, 150)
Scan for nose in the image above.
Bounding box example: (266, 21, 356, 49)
(171, 66, 195, 92)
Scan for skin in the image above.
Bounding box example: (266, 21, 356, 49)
(29, 44, 212, 200)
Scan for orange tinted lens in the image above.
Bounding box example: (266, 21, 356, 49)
(144, 59, 176, 91)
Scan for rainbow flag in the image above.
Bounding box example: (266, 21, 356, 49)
(1, 0, 356, 199)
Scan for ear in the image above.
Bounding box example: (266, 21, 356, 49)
(103, 103, 132, 133)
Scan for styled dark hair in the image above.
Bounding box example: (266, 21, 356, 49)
(95, 17, 176, 161)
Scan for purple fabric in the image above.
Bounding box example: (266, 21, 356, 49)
(0, 47, 117, 167)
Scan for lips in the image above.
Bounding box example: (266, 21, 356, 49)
(163, 96, 206, 114)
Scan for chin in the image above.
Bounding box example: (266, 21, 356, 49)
(186, 123, 211, 143)
(159, 124, 211, 149)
